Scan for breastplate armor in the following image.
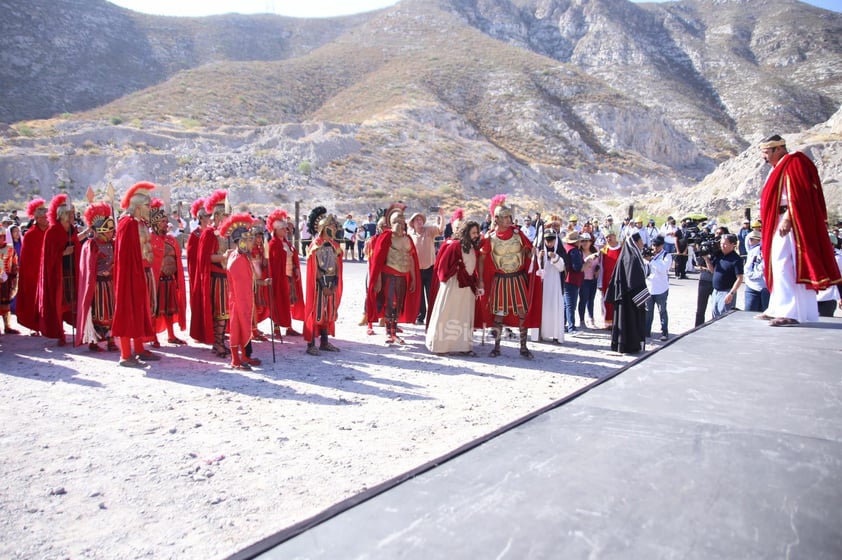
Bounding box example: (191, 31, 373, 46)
(491, 233, 523, 273)
(138, 222, 153, 264)
(385, 234, 411, 273)
(315, 242, 339, 288)
(161, 240, 177, 276)
(97, 242, 114, 276)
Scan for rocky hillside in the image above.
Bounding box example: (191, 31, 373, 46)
(0, 0, 840, 222)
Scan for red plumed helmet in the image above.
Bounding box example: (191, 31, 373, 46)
(267, 209, 289, 230)
(190, 198, 206, 219)
(218, 213, 254, 240)
(47, 193, 72, 226)
(26, 197, 46, 219)
(204, 189, 228, 215)
(120, 181, 156, 210)
(489, 194, 507, 219)
(83, 202, 112, 228)
(450, 208, 464, 224)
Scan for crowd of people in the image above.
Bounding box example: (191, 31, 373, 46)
(0, 135, 840, 366)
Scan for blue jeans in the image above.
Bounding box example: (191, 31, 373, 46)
(563, 283, 580, 331)
(743, 287, 769, 312)
(645, 291, 669, 337)
(578, 278, 598, 323)
(712, 289, 736, 318)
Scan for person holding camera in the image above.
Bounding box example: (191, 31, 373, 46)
(703, 233, 743, 318)
(644, 236, 671, 341)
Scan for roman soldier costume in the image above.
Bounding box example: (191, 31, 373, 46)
(477, 194, 539, 359)
(192, 189, 231, 357)
(366, 203, 420, 344)
(267, 209, 304, 338)
(150, 199, 187, 346)
(16, 198, 49, 334)
(112, 182, 158, 367)
(303, 206, 344, 355)
(220, 213, 261, 370)
(37, 193, 80, 346)
(75, 202, 116, 352)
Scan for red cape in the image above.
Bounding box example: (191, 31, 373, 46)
(760, 151, 841, 291)
(303, 237, 343, 342)
(476, 227, 541, 328)
(153, 235, 187, 332)
(426, 238, 482, 328)
(37, 224, 80, 339)
(268, 236, 292, 327)
(74, 238, 109, 346)
(365, 230, 421, 323)
(226, 252, 254, 347)
(112, 216, 154, 339)
(600, 244, 622, 291)
(190, 227, 220, 344)
(15, 225, 47, 330)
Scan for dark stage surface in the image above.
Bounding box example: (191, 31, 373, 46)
(235, 312, 842, 560)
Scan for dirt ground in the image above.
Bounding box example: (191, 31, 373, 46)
(0, 259, 704, 559)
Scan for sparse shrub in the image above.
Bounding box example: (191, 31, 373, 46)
(177, 155, 192, 166)
(110, 116, 123, 125)
(298, 161, 312, 175)
(255, 118, 269, 126)
(181, 118, 201, 129)
(17, 125, 34, 137)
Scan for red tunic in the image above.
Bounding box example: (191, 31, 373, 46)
(112, 215, 154, 339)
(303, 237, 343, 342)
(285, 238, 305, 321)
(365, 230, 421, 323)
(760, 151, 842, 291)
(227, 251, 254, 347)
(37, 224, 80, 339)
(15, 225, 47, 330)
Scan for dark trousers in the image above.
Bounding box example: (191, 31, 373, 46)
(695, 280, 713, 327)
(416, 266, 434, 322)
(674, 254, 688, 278)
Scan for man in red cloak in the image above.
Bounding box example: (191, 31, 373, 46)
(112, 182, 158, 367)
(220, 213, 262, 370)
(186, 197, 207, 333)
(149, 199, 187, 346)
(759, 134, 842, 326)
(15, 198, 49, 335)
(267, 209, 304, 339)
(303, 206, 343, 356)
(477, 194, 540, 359)
(37, 193, 80, 346)
(249, 222, 270, 341)
(75, 202, 117, 352)
(192, 190, 231, 357)
(366, 203, 420, 344)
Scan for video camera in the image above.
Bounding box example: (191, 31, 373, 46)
(685, 226, 720, 258)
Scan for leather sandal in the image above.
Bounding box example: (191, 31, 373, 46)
(769, 317, 799, 327)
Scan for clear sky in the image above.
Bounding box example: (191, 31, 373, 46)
(108, 0, 839, 18)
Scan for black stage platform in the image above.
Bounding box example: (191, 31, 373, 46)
(233, 311, 842, 560)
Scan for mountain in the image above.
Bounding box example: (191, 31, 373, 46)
(0, 0, 840, 222)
